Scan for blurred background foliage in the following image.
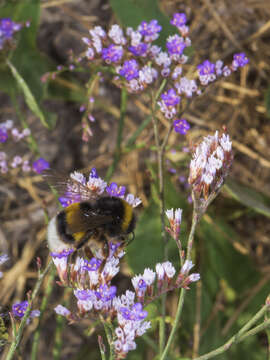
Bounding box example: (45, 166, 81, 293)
(0, 0, 270, 359)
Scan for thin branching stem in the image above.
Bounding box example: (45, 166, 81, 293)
(192, 319, 270, 360)
(160, 210, 199, 360)
(6, 260, 53, 360)
(31, 267, 56, 360)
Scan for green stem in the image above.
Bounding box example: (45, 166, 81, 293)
(126, 115, 152, 148)
(193, 318, 270, 360)
(98, 335, 107, 360)
(101, 319, 115, 360)
(105, 88, 127, 181)
(160, 211, 199, 360)
(52, 314, 65, 360)
(52, 288, 71, 360)
(31, 267, 56, 360)
(6, 261, 53, 360)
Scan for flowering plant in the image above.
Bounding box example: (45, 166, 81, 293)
(3, 8, 270, 360)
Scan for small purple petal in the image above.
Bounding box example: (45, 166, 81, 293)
(12, 301, 28, 318)
(173, 118, 190, 135)
(32, 158, 50, 174)
(83, 257, 102, 271)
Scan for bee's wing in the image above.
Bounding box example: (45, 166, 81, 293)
(67, 212, 113, 234)
(43, 169, 97, 201)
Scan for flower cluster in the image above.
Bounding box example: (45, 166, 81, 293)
(52, 240, 199, 358)
(0, 119, 50, 175)
(0, 253, 9, 279)
(58, 168, 141, 208)
(12, 300, 40, 322)
(80, 13, 248, 127)
(0, 18, 22, 50)
(197, 53, 249, 86)
(0, 120, 32, 174)
(188, 130, 233, 202)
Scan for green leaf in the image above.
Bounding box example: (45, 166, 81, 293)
(224, 178, 270, 218)
(0, 0, 54, 102)
(7, 60, 49, 128)
(110, 0, 175, 48)
(126, 201, 164, 273)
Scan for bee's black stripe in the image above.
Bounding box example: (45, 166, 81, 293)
(56, 211, 75, 244)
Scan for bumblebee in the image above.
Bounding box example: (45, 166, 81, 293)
(46, 171, 136, 255)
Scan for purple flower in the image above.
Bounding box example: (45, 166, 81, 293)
(54, 304, 70, 317)
(102, 44, 123, 63)
(58, 196, 72, 208)
(197, 60, 215, 76)
(83, 257, 103, 271)
(50, 248, 74, 258)
(0, 128, 8, 143)
(32, 158, 50, 174)
(138, 20, 162, 42)
(129, 43, 148, 56)
(0, 18, 21, 49)
(170, 13, 187, 27)
(74, 289, 95, 301)
(12, 301, 28, 318)
(120, 303, 148, 321)
(95, 284, 117, 302)
(119, 60, 139, 81)
(90, 167, 98, 178)
(173, 118, 190, 135)
(232, 53, 249, 69)
(106, 182, 126, 197)
(166, 35, 186, 56)
(161, 89, 180, 107)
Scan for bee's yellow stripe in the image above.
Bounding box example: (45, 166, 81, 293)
(65, 203, 86, 243)
(65, 203, 80, 226)
(73, 231, 86, 242)
(121, 200, 133, 232)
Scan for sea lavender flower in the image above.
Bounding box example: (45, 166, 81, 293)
(54, 304, 71, 317)
(12, 301, 28, 318)
(0, 18, 22, 50)
(129, 42, 148, 57)
(166, 208, 182, 240)
(51, 248, 74, 283)
(125, 193, 142, 207)
(166, 34, 186, 59)
(32, 158, 50, 174)
(175, 77, 198, 97)
(83, 257, 103, 271)
(161, 88, 180, 107)
(86, 175, 107, 195)
(0, 128, 8, 143)
(173, 118, 190, 135)
(138, 20, 162, 42)
(170, 13, 187, 28)
(119, 59, 139, 81)
(197, 60, 216, 85)
(95, 284, 117, 302)
(232, 52, 249, 70)
(108, 24, 126, 45)
(102, 44, 123, 63)
(106, 182, 126, 197)
(188, 131, 233, 208)
(12, 301, 40, 321)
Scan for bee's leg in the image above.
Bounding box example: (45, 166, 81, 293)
(84, 245, 94, 260)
